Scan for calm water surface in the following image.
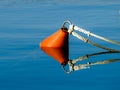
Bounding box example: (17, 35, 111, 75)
(0, 0, 120, 90)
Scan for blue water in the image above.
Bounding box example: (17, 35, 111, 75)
(0, 0, 120, 90)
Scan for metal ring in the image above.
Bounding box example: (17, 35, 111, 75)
(62, 20, 72, 27)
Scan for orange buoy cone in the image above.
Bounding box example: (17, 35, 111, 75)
(40, 27, 68, 48)
(41, 47, 69, 65)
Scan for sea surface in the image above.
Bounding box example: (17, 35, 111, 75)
(0, 0, 120, 90)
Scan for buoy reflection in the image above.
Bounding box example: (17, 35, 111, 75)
(41, 47, 120, 74)
(41, 47, 69, 65)
(63, 51, 120, 74)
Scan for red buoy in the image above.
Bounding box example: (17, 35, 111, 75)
(40, 27, 68, 48)
(40, 27, 69, 65)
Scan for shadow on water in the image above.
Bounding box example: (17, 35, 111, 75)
(41, 47, 120, 74)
